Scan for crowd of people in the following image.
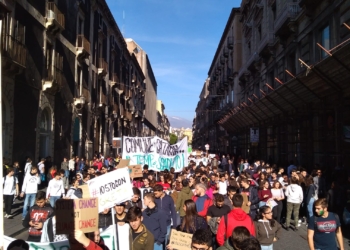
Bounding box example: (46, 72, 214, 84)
(3, 153, 349, 250)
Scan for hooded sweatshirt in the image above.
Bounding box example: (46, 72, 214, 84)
(176, 186, 194, 217)
(216, 208, 256, 246)
(254, 219, 282, 246)
(285, 184, 303, 203)
(22, 173, 41, 194)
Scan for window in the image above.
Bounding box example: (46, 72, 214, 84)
(258, 25, 262, 41)
(226, 95, 229, 103)
(321, 26, 330, 58)
(231, 90, 234, 103)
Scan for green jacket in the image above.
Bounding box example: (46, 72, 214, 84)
(217, 239, 236, 250)
(175, 186, 194, 217)
(129, 224, 154, 250)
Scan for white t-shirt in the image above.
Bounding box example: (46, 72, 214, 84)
(38, 162, 45, 174)
(2, 176, 18, 195)
(218, 181, 227, 195)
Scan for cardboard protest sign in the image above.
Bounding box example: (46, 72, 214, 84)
(87, 167, 133, 212)
(122, 136, 188, 172)
(169, 229, 192, 250)
(79, 185, 90, 198)
(117, 159, 130, 168)
(55, 198, 99, 234)
(128, 164, 143, 178)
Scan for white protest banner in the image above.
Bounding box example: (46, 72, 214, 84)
(123, 136, 188, 172)
(56, 198, 99, 234)
(87, 168, 133, 212)
(3, 225, 126, 250)
(195, 158, 208, 166)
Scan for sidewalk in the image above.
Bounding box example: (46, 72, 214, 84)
(4, 199, 28, 238)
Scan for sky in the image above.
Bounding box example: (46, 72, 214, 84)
(106, 0, 241, 122)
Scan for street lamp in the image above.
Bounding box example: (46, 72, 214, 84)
(205, 144, 210, 157)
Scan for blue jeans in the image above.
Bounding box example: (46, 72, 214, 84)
(65, 170, 70, 178)
(49, 196, 61, 208)
(154, 243, 163, 250)
(261, 244, 273, 250)
(165, 225, 171, 245)
(307, 197, 315, 222)
(22, 193, 37, 219)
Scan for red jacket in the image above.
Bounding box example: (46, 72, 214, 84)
(216, 208, 256, 246)
(85, 240, 103, 250)
(192, 195, 213, 217)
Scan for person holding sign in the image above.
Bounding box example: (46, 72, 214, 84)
(127, 206, 154, 250)
(142, 193, 168, 250)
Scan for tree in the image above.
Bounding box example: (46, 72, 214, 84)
(169, 133, 178, 145)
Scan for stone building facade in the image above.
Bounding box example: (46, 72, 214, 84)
(194, 0, 350, 169)
(1, 0, 165, 165)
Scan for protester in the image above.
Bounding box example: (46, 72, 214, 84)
(38, 158, 46, 185)
(218, 173, 228, 195)
(224, 186, 237, 209)
(190, 229, 213, 250)
(217, 194, 255, 246)
(142, 193, 167, 250)
(21, 166, 41, 220)
(307, 198, 344, 250)
(192, 183, 213, 217)
(127, 206, 154, 250)
(2, 167, 19, 218)
(217, 226, 251, 250)
(72, 230, 103, 250)
(270, 181, 284, 224)
(66, 178, 83, 199)
(59, 169, 69, 192)
(23, 191, 54, 242)
(207, 194, 231, 249)
(258, 180, 272, 208)
(46, 172, 65, 207)
(153, 184, 178, 242)
(114, 202, 130, 249)
(24, 158, 33, 176)
(254, 206, 281, 250)
(304, 176, 316, 224)
(176, 179, 194, 221)
(68, 156, 75, 181)
(178, 199, 208, 234)
(87, 230, 109, 250)
(126, 187, 142, 211)
(284, 177, 303, 231)
(240, 178, 259, 219)
(313, 168, 326, 199)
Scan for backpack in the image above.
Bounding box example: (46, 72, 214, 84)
(70, 187, 83, 198)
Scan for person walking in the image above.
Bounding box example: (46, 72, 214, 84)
(61, 157, 69, 178)
(307, 198, 344, 250)
(176, 179, 194, 221)
(142, 193, 167, 250)
(46, 172, 65, 207)
(240, 178, 259, 220)
(22, 191, 55, 242)
(178, 199, 208, 234)
(153, 184, 178, 244)
(216, 194, 256, 246)
(258, 180, 272, 207)
(284, 177, 303, 231)
(126, 206, 154, 250)
(2, 168, 19, 218)
(254, 206, 282, 250)
(192, 183, 213, 218)
(20, 166, 41, 220)
(66, 179, 83, 199)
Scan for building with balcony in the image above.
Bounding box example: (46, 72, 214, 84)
(0, 0, 154, 165)
(192, 8, 242, 153)
(125, 38, 158, 136)
(211, 0, 350, 169)
(156, 100, 170, 140)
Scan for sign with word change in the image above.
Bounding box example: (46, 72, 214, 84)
(169, 229, 193, 250)
(250, 128, 259, 143)
(128, 164, 143, 178)
(87, 167, 133, 212)
(122, 136, 188, 172)
(56, 198, 99, 234)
